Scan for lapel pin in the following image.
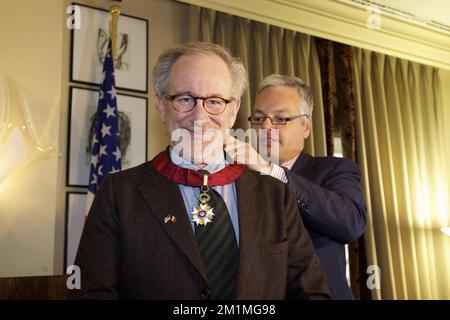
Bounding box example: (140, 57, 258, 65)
(164, 215, 177, 223)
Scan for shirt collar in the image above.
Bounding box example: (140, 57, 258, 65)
(281, 153, 301, 170)
(170, 148, 227, 174)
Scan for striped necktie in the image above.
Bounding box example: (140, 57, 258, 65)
(195, 188, 239, 300)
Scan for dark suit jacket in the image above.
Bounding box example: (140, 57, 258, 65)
(69, 160, 331, 300)
(284, 153, 367, 300)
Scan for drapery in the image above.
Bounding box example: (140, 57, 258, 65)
(353, 49, 449, 299)
(189, 6, 327, 156)
(188, 4, 450, 300)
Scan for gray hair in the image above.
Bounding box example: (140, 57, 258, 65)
(151, 42, 248, 98)
(257, 74, 314, 117)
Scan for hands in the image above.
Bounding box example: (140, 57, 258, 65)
(224, 135, 272, 175)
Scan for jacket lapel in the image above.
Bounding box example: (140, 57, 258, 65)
(136, 163, 265, 295)
(137, 164, 207, 282)
(234, 170, 263, 298)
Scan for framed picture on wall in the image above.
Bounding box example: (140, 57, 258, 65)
(64, 191, 87, 269)
(67, 86, 148, 187)
(70, 3, 148, 93)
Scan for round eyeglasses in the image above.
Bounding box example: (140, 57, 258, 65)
(164, 94, 235, 115)
(248, 114, 309, 125)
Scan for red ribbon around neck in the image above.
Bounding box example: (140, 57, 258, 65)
(151, 150, 246, 187)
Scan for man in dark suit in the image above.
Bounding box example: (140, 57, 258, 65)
(227, 74, 366, 299)
(70, 43, 330, 299)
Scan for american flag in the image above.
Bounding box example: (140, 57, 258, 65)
(85, 39, 121, 214)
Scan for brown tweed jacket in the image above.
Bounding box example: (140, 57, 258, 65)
(69, 161, 330, 300)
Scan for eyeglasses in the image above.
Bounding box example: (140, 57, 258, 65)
(248, 114, 309, 125)
(164, 94, 235, 115)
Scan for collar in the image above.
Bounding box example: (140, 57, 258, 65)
(170, 148, 227, 174)
(281, 153, 301, 170)
(151, 148, 246, 187)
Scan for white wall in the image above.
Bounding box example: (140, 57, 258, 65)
(0, 0, 191, 277)
(0, 0, 64, 277)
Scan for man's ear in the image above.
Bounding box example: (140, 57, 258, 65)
(303, 116, 312, 139)
(155, 94, 166, 122)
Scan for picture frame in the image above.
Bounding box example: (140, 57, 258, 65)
(64, 191, 87, 268)
(70, 3, 148, 93)
(67, 86, 148, 187)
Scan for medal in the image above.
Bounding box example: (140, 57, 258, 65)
(151, 148, 247, 227)
(191, 171, 215, 226)
(191, 203, 214, 226)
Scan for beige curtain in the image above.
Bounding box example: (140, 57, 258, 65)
(353, 49, 450, 299)
(189, 6, 327, 156)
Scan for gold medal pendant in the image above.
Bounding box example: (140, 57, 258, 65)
(191, 203, 214, 226)
(191, 173, 215, 226)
